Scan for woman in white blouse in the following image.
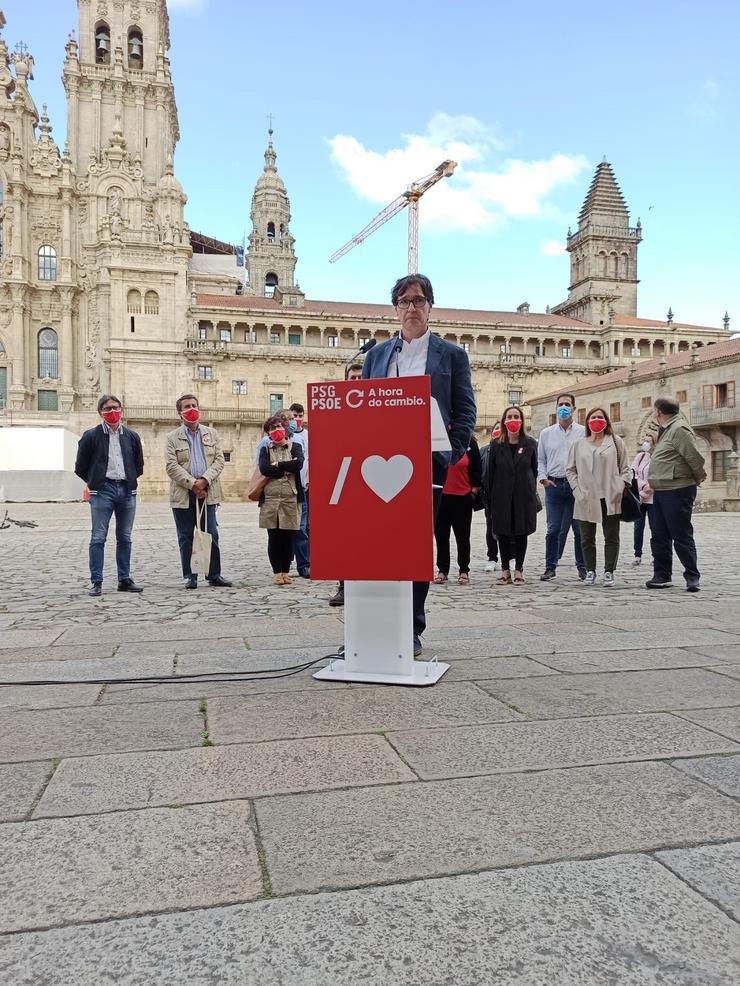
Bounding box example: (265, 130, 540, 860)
(565, 408, 632, 587)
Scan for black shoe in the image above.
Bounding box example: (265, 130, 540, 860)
(207, 575, 233, 587)
(646, 578, 673, 589)
(298, 568, 310, 579)
(540, 569, 557, 581)
(413, 636, 423, 657)
(686, 581, 701, 593)
(88, 582, 102, 597)
(329, 587, 344, 607)
(183, 575, 197, 589)
(117, 578, 143, 592)
(578, 568, 587, 581)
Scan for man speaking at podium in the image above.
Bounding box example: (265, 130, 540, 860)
(362, 274, 476, 655)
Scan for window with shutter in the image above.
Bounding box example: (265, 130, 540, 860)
(703, 385, 714, 410)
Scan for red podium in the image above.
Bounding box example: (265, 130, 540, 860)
(308, 377, 449, 685)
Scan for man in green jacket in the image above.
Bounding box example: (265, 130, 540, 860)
(645, 396, 706, 592)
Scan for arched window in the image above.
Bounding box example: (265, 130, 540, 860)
(38, 328, 58, 378)
(264, 272, 278, 298)
(144, 290, 159, 315)
(95, 21, 111, 65)
(127, 27, 144, 67)
(267, 222, 275, 242)
(38, 246, 57, 281)
(127, 289, 142, 314)
(599, 250, 607, 276)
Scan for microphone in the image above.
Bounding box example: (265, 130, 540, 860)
(345, 337, 377, 373)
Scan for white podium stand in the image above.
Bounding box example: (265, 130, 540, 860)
(313, 580, 449, 686)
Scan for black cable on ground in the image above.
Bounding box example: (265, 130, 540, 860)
(0, 652, 342, 688)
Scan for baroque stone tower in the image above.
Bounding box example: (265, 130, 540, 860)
(553, 160, 642, 326)
(245, 129, 297, 298)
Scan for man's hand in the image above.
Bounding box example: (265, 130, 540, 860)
(192, 478, 208, 500)
(541, 479, 555, 488)
(642, 484, 652, 497)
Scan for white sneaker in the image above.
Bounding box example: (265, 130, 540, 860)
(631, 556, 642, 566)
(603, 571, 615, 588)
(484, 560, 497, 573)
(583, 571, 596, 585)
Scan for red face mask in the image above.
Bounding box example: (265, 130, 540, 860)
(491, 428, 501, 440)
(505, 419, 522, 434)
(269, 428, 286, 443)
(589, 418, 607, 434)
(101, 409, 122, 425)
(294, 417, 303, 428)
(181, 407, 200, 424)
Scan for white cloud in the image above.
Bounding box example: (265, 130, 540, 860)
(328, 115, 588, 232)
(542, 239, 566, 256)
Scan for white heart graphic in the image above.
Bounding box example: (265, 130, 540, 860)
(361, 455, 414, 503)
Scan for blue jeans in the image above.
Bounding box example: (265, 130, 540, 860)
(293, 491, 310, 573)
(633, 503, 653, 557)
(88, 480, 137, 583)
(544, 478, 584, 571)
(172, 492, 221, 580)
(651, 486, 700, 584)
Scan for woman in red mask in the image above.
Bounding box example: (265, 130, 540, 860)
(484, 406, 539, 585)
(257, 413, 305, 585)
(565, 408, 632, 587)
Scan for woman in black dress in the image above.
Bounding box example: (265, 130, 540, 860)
(484, 406, 539, 585)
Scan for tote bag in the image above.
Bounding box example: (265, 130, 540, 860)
(190, 497, 212, 574)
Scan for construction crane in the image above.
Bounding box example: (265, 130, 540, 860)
(330, 159, 457, 274)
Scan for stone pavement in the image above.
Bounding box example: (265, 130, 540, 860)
(0, 502, 739, 984)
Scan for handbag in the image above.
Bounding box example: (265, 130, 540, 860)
(620, 476, 642, 523)
(246, 464, 269, 502)
(190, 497, 212, 574)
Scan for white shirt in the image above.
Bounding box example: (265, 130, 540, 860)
(293, 429, 308, 488)
(102, 421, 126, 480)
(537, 420, 585, 481)
(388, 330, 430, 377)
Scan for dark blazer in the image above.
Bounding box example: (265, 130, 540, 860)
(258, 441, 305, 503)
(485, 434, 539, 536)
(362, 332, 477, 482)
(74, 424, 144, 494)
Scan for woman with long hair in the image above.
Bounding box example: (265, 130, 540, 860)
(257, 413, 304, 585)
(565, 407, 632, 587)
(484, 406, 539, 585)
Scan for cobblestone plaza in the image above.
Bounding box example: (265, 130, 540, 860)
(1, 503, 739, 983)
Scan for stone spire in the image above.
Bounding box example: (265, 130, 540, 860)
(245, 129, 299, 299)
(551, 160, 642, 326)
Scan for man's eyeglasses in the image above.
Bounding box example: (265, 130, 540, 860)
(396, 297, 428, 310)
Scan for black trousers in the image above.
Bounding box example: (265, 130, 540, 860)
(484, 507, 498, 561)
(497, 534, 528, 571)
(267, 528, 294, 574)
(434, 493, 473, 575)
(413, 487, 442, 639)
(651, 485, 700, 583)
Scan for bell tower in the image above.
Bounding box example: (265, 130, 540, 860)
(245, 129, 298, 298)
(65, 0, 178, 185)
(552, 160, 642, 326)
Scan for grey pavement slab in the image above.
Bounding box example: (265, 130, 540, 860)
(0, 683, 101, 711)
(443, 655, 559, 681)
(255, 761, 740, 894)
(691, 644, 740, 665)
(674, 707, 740, 742)
(34, 734, 415, 817)
(671, 755, 740, 797)
(113, 636, 247, 657)
(208, 681, 519, 744)
(478, 669, 740, 718)
(519, 620, 621, 635)
(0, 762, 53, 821)
(0, 701, 203, 763)
(527, 628, 740, 654)
(538, 647, 727, 674)
(101, 669, 336, 705)
(0, 801, 261, 933)
(387, 713, 740, 780)
(175, 647, 334, 675)
(0, 644, 118, 664)
(0, 628, 62, 649)
(2, 854, 740, 986)
(0, 655, 174, 683)
(710, 665, 740, 680)
(657, 842, 740, 922)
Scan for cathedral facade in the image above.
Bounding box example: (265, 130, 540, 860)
(0, 1, 730, 498)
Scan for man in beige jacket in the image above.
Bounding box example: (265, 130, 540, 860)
(164, 394, 232, 588)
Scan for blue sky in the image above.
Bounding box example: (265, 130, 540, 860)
(5, 0, 739, 327)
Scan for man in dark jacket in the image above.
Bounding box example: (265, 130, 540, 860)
(74, 394, 144, 596)
(362, 274, 476, 654)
